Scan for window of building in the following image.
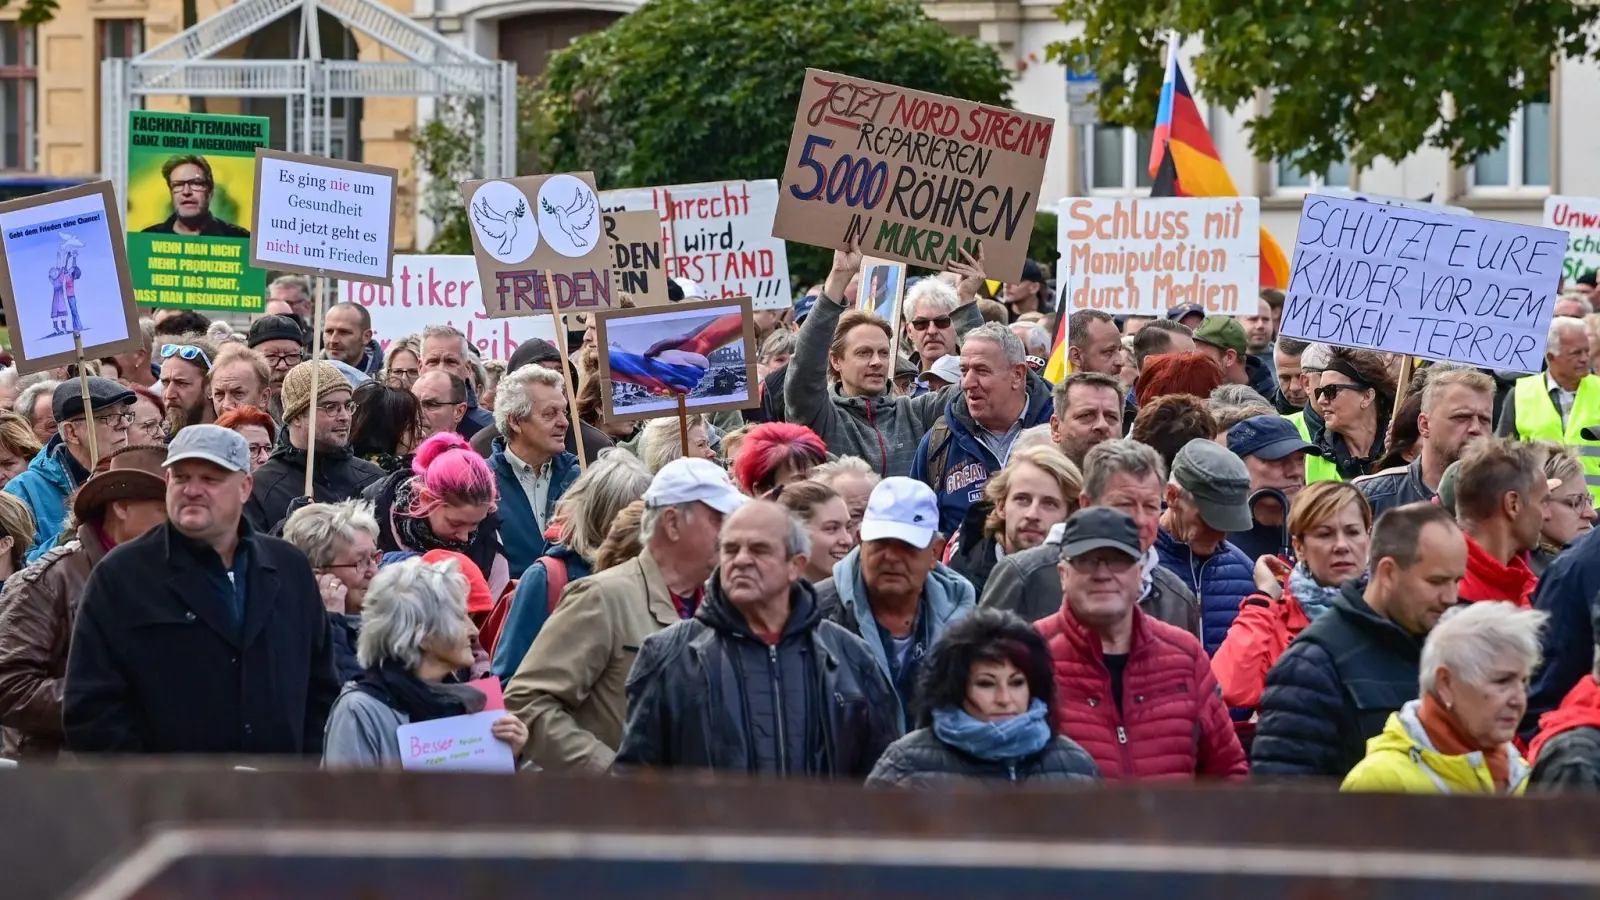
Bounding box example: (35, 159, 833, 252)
(1275, 158, 1352, 191)
(0, 23, 36, 171)
(1087, 126, 1155, 194)
(1471, 96, 1551, 190)
(100, 19, 144, 59)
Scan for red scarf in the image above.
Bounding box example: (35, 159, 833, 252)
(1458, 534, 1536, 608)
(1418, 692, 1510, 791)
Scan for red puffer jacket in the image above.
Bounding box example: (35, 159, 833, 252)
(1036, 605, 1249, 781)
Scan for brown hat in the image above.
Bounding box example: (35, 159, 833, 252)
(280, 360, 352, 424)
(72, 445, 168, 523)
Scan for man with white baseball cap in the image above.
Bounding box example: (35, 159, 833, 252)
(64, 425, 338, 756)
(814, 476, 976, 725)
(505, 456, 746, 773)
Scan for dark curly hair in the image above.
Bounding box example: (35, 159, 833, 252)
(1131, 393, 1219, 472)
(910, 608, 1058, 731)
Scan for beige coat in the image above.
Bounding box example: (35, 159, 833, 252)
(504, 549, 680, 773)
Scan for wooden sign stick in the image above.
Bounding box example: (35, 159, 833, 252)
(677, 392, 689, 457)
(304, 271, 327, 498)
(72, 332, 98, 469)
(541, 269, 588, 473)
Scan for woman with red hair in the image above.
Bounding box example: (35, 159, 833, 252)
(732, 423, 828, 495)
(1135, 351, 1226, 405)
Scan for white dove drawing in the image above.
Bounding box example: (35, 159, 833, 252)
(541, 188, 597, 248)
(59, 232, 85, 251)
(472, 194, 526, 257)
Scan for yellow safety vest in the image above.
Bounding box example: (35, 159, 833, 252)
(1513, 374, 1600, 501)
(1288, 410, 1342, 483)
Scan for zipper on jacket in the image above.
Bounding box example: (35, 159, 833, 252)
(1116, 725, 1127, 744)
(769, 644, 788, 775)
(1007, 762, 1018, 782)
(863, 401, 889, 477)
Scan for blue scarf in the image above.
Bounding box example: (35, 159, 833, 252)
(931, 699, 1052, 762)
(1288, 562, 1340, 621)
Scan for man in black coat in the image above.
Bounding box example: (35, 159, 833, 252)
(1251, 503, 1466, 779)
(64, 426, 339, 755)
(615, 501, 901, 777)
(246, 360, 383, 532)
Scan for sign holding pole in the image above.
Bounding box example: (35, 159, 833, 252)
(72, 332, 99, 468)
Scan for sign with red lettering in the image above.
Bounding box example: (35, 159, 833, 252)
(460, 172, 615, 320)
(340, 255, 558, 362)
(774, 68, 1054, 281)
(604, 209, 671, 307)
(1057, 198, 1260, 316)
(1544, 195, 1600, 282)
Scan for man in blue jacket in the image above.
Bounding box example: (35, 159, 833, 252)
(487, 364, 580, 576)
(8, 378, 134, 560)
(1155, 438, 1256, 654)
(912, 323, 1053, 534)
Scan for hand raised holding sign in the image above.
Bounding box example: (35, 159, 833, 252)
(825, 242, 863, 305)
(945, 243, 987, 305)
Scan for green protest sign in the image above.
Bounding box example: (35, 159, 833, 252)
(125, 111, 269, 312)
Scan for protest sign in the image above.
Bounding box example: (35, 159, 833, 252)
(125, 110, 269, 312)
(1317, 188, 1468, 216)
(596, 296, 759, 424)
(0, 181, 140, 374)
(600, 181, 792, 310)
(1543, 195, 1600, 283)
(1279, 194, 1565, 372)
(339, 255, 558, 361)
(396, 709, 515, 774)
(1056, 198, 1260, 316)
(605, 210, 670, 306)
(249, 150, 398, 284)
(774, 68, 1053, 280)
(461, 172, 614, 320)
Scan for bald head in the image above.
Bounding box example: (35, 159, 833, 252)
(719, 499, 809, 607)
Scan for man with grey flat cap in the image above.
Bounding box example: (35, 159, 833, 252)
(6, 376, 134, 562)
(64, 425, 337, 756)
(1154, 438, 1257, 655)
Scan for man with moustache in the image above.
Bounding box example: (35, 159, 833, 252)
(157, 336, 217, 435)
(1050, 372, 1124, 467)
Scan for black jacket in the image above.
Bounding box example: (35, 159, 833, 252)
(947, 501, 1001, 600)
(1354, 457, 1436, 520)
(1246, 354, 1277, 402)
(364, 470, 502, 582)
(865, 727, 1100, 788)
(245, 438, 385, 533)
(63, 521, 338, 755)
(1250, 579, 1423, 779)
(1531, 726, 1600, 790)
(328, 612, 361, 685)
(1524, 527, 1600, 738)
(614, 577, 902, 778)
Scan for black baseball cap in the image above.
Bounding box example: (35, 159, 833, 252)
(1018, 259, 1046, 286)
(1057, 507, 1142, 562)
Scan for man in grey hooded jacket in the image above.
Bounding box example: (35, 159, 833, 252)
(812, 477, 977, 727)
(785, 246, 984, 477)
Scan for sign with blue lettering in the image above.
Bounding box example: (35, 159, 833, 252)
(1278, 194, 1565, 372)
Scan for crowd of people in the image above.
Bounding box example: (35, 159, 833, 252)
(1, 260, 1599, 796)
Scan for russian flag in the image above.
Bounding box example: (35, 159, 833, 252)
(1148, 38, 1290, 291)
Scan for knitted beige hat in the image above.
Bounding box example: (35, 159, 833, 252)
(280, 360, 351, 423)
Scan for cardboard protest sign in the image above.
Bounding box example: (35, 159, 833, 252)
(596, 296, 759, 424)
(0, 181, 141, 374)
(339, 255, 558, 361)
(396, 709, 515, 774)
(461, 172, 614, 319)
(1543, 196, 1600, 283)
(1279, 194, 1565, 372)
(774, 68, 1054, 280)
(600, 181, 792, 310)
(605, 210, 670, 306)
(1056, 198, 1260, 316)
(249, 150, 398, 284)
(125, 110, 269, 312)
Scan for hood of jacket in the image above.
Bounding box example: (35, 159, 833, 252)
(945, 369, 1055, 454)
(830, 546, 975, 665)
(1365, 699, 1530, 793)
(828, 380, 899, 417)
(1530, 676, 1600, 762)
(26, 434, 75, 491)
(697, 571, 824, 643)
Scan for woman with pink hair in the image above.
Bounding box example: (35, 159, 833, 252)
(367, 432, 508, 592)
(732, 422, 829, 496)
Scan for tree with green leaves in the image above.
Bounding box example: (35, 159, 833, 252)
(1051, 0, 1596, 175)
(417, 0, 1011, 277)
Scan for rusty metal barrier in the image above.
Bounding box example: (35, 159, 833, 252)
(1, 764, 1597, 899)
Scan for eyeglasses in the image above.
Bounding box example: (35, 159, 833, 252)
(263, 351, 304, 368)
(247, 443, 273, 459)
(1550, 494, 1596, 513)
(1066, 554, 1138, 574)
(325, 552, 381, 572)
(909, 316, 953, 331)
(168, 178, 211, 194)
(317, 400, 356, 416)
(73, 410, 135, 428)
(387, 368, 419, 381)
(419, 398, 462, 410)
(161, 344, 214, 371)
(1314, 382, 1367, 403)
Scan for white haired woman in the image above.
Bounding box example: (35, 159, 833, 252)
(1341, 602, 1547, 795)
(323, 556, 527, 768)
(283, 499, 381, 684)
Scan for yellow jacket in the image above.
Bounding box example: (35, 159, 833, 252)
(1340, 700, 1530, 795)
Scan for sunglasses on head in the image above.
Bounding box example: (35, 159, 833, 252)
(160, 344, 213, 371)
(1314, 382, 1368, 402)
(910, 316, 952, 331)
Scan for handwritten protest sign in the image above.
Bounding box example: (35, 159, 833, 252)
(126, 110, 269, 311)
(396, 709, 515, 774)
(600, 181, 791, 310)
(460, 172, 614, 320)
(1279, 194, 1565, 372)
(774, 68, 1054, 280)
(249, 150, 397, 284)
(340, 255, 558, 360)
(1056, 198, 1259, 316)
(1543, 195, 1600, 283)
(605, 210, 670, 306)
